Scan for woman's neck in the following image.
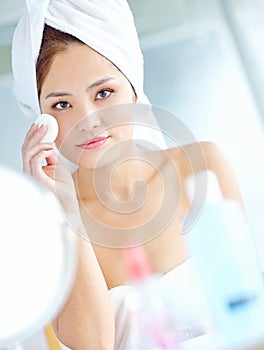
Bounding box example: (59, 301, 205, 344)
(73, 145, 164, 204)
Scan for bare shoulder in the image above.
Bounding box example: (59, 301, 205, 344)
(165, 141, 243, 204)
(166, 141, 231, 170)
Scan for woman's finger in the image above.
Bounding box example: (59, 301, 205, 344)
(22, 123, 51, 174)
(22, 124, 38, 173)
(23, 124, 48, 149)
(30, 149, 56, 187)
(43, 152, 58, 180)
(22, 142, 54, 174)
(23, 123, 38, 143)
(45, 152, 57, 167)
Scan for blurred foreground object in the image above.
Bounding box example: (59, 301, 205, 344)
(185, 170, 264, 350)
(0, 166, 76, 349)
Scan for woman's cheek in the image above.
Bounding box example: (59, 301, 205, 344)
(55, 125, 76, 155)
(55, 127, 67, 150)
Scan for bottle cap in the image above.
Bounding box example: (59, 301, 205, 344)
(123, 245, 152, 281)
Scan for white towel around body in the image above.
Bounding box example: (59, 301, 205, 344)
(109, 257, 211, 349)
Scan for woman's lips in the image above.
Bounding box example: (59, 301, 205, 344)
(77, 136, 110, 149)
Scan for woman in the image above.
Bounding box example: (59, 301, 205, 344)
(12, 1, 242, 349)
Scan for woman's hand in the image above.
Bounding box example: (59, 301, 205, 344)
(22, 123, 79, 216)
(22, 123, 57, 192)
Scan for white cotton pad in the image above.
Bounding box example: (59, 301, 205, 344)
(34, 113, 59, 143)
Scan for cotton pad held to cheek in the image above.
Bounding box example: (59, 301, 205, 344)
(34, 114, 59, 143)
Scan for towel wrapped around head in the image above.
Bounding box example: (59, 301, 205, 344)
(12, 0, 148, 117)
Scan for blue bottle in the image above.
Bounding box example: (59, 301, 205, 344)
(184, 170, 264, 349)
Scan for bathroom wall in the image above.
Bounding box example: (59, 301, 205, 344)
(128, 0, 264, 266)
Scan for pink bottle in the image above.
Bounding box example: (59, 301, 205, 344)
(123, 246, 180, 349)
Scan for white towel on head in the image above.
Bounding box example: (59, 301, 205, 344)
(12, 0, 167, 151)
(12, 0, 51, 116)
(12, 0, 147, 118)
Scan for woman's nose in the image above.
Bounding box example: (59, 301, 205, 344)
(77, 111, 101, 131)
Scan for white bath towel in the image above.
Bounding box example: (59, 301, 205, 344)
(12, 0, 146, 117)
(109, 257, 211, 349)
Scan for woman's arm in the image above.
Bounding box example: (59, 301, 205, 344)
(53, 234, 115, 350)
(22, 123, 115, 349)
(172, 141, 244, 207)
(199, 141, 244, 206)
(51, 187, 115, 350)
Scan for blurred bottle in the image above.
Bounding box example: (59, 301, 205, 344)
(122, 245, 180, 349)
(184, 170, 264, 350)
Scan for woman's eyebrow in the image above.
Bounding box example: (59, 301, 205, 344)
(45, 77, 116, 100)
(87, 77, 116, 90)
(46, 91, 72, 100)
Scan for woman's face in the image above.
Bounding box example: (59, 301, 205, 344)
(39, 44, 136, 168)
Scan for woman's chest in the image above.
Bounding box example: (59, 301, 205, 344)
(90, 216, 189, 289)
(78, 162, 190, 288)
(79, 196, 189, 289)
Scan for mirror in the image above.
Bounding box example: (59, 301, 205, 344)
(0, 167, 76, 349)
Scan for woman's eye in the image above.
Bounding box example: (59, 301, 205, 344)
(95, 89, 112, 100)
(53, 101, 70, 109)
